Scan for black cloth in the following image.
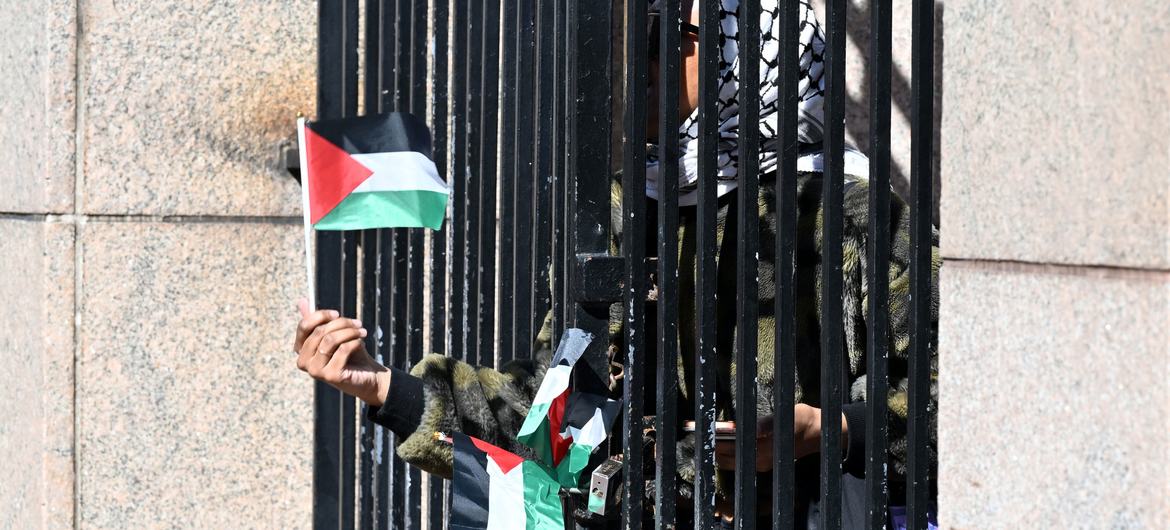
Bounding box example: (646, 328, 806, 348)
(368, 367, 425, 439)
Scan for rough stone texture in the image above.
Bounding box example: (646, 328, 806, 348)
(0, 1, 77, 214)
(79, 0, 316, 216)
(939, 262, 1170, 529)
(940, 0, 1170, 268)
(0, 218, 76, 529)
(76, 221, 312, 529)
(39, 219, 78, 530)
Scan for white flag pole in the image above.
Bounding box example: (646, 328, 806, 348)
(296, 117, 316, 311)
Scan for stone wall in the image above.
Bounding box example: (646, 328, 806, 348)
(0, 1, 317, 527)
(2, 0, 1167, 528)
(938, 0, 1170, 527)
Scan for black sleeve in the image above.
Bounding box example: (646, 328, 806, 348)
(367, 367, 426, 439)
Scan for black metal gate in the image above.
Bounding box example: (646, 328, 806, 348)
(308, 0, 935, 528)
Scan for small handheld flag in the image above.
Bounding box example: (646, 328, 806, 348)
(298, 112, 448, 231)
(296, 112, 448, 309)
(449, 433, 566, 530)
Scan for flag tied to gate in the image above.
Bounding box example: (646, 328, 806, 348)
(516, 328, 621, 487)
(449, 433, 566, 530)
(297, 112, 448, 231)
(448, 329, 620, 528)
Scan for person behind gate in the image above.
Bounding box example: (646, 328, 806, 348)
(291, 0, 940, 526)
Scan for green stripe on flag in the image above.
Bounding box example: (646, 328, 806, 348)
(521, 462, 566, 530)
(553, 443, 595, 488)
(313, 189, 448, 231)
(517, 401, 555, 464)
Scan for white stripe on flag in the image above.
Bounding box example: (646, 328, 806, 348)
(485, 458, 527, 530)
(565, 407, 612, 447)
(530, 365, 573, 405)
(350, 151, 449, 194)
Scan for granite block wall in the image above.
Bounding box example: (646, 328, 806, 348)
(2, 0, 1167, 528)
(938, 0, 1170, 527)
(0, 0, 317, 528)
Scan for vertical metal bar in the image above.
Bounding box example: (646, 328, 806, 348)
(405, 3, 428, 528)
(430, 0, 451, 358)
(358, 230, 379, 530)
(450, 0, 468, 361)
(477, 0, 501, 367)
(908, 0, 935, 526)
(734, 0, 761, 527)
(409, 0, 426, 117)
(621, 0, 647, 527)
(465, 0, 484, 365)
(548, 0, 566, 343)
(315, 2, 359, 529)
(393, 0, 410, 112)
(654, 0, 681, 526)
(428, 0, 451, 526)
(318, 0, 359, 119)
(497, 0, 518, 364)
(388, 229, 407, 530)
(566, 0, 613, 396)
(694, 0, 720, 527)
(866, 0, 893, 525)
(389, 6, 412, 521)
(558, 0, 572, 345)
(313, 235, 345, 530)
(374, 229, 396, 530)
(772, 0, 799, 526)
(531, 0, 554, 351)
(358, 1, 383, 528)
(821, 0, 847, 527)
(511, 0, 536, 361)
(340, 233, 360, 530)
(375, 3, 398, 527)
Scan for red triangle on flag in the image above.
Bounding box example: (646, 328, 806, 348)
(304, 126, 373, 224)
(469, 436, 524, 475)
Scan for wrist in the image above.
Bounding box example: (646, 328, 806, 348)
(362, 367, 392, 407)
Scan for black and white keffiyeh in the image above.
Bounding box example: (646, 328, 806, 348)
(646, 0, 868, 205)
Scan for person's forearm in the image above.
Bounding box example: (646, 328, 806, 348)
(795, 406, 850, 459)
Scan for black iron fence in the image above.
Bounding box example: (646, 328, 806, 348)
(307, 0, 935, 528)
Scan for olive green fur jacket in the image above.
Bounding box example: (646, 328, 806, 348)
(371, 171, 940, 493)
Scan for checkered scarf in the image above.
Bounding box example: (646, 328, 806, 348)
(646, 0, 868, 205)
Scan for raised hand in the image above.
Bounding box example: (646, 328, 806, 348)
(294, 299, 391, 406)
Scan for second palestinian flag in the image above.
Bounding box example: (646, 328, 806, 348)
(516, 329, 593, 468)
(516, 328, 620, 487)
(297, 112, 448, 231)
(449, 433, 565, 530)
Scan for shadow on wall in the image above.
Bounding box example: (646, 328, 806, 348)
(836, 0, 944, 226)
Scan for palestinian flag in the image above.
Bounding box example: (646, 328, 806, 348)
(297, 112, 448, 231)
(449, 433, 565, 530)
(554, 392, 620, 487)
(516, 328, 619, 487)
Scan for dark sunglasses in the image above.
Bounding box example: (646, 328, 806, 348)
(646, 11, 701, 61)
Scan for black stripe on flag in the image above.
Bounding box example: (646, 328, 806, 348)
(307, 112, 434, 159)
(562, 392, 620, 434)
(450, 433, 491, 529)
